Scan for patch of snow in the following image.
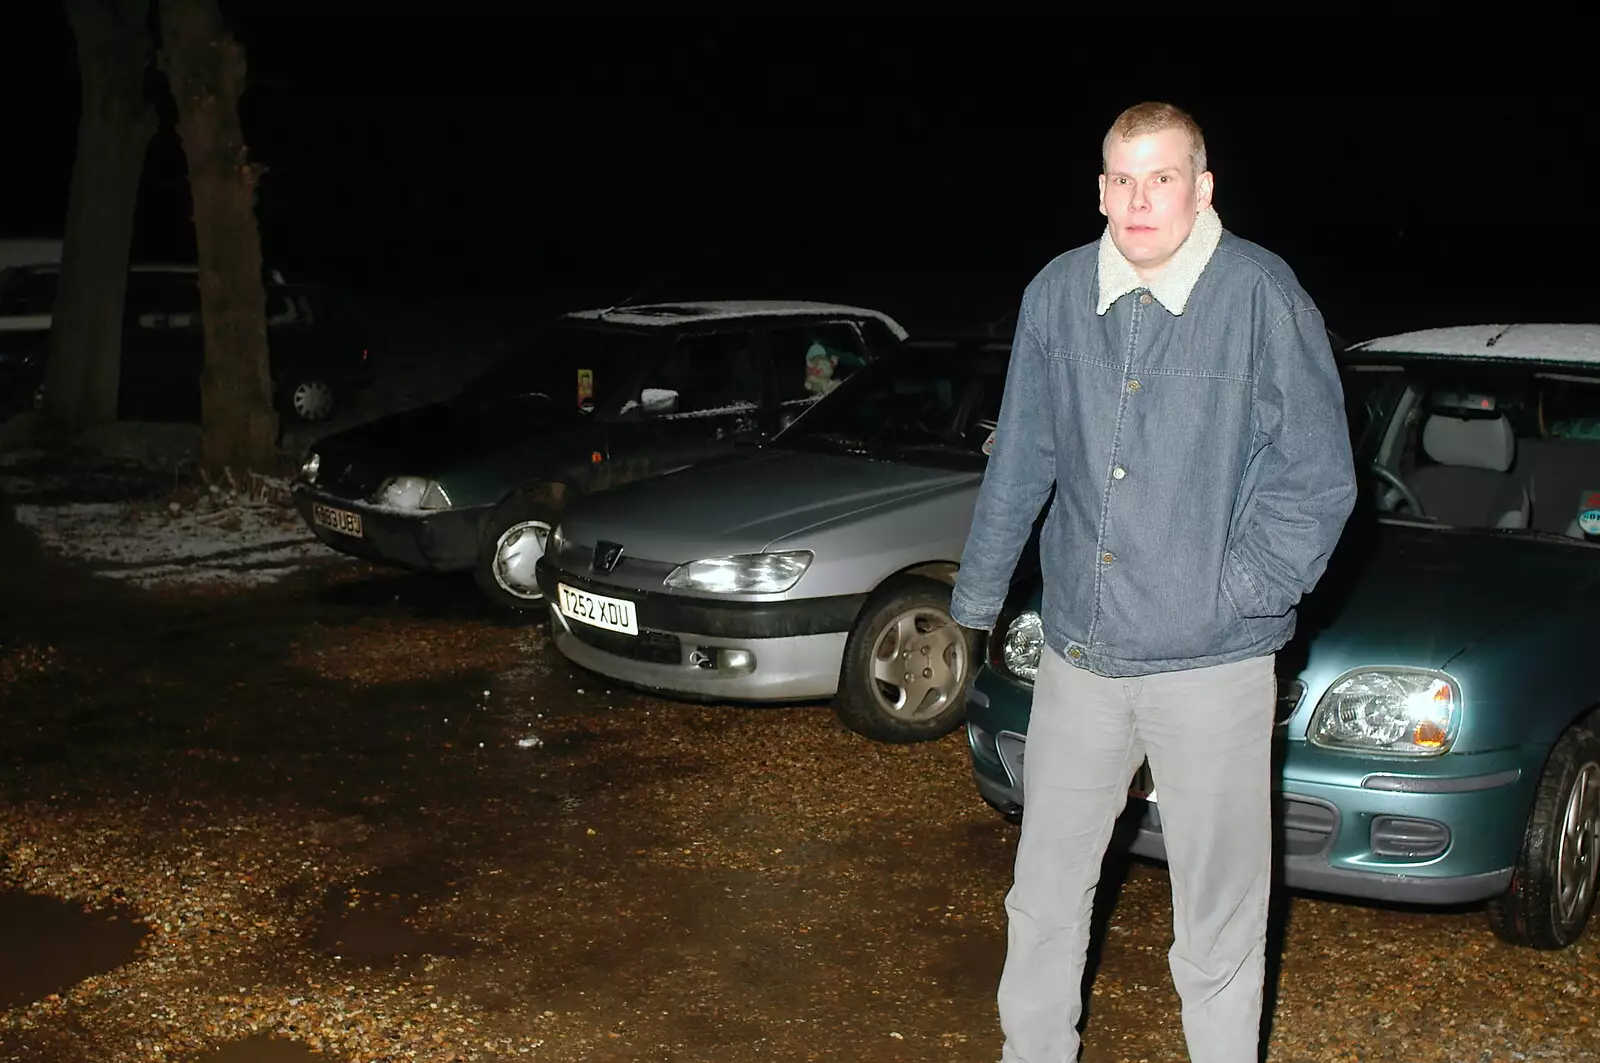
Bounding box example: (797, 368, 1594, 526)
(563, 300, 909, 339)
(12, 493, 350, 589)
(1352, 324, 1600, 365)
(656, 400, 760, 421)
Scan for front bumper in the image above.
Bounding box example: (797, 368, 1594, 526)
(536, 556, 865, 702)
(292, 484, 491, 572)
(965, 672, 1531, 907)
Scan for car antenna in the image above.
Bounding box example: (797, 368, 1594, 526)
(598, 275, 665, 318)
(1484, 324, 1517, 347)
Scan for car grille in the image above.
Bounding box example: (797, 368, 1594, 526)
(567, 623, 682, 666)
(1280, 796, 1339, 856)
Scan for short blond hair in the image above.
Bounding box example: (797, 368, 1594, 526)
(1101, 101, 1207, 176)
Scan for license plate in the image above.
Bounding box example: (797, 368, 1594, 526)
(312, 502, 363, 538)
(558, 583, 638, 636)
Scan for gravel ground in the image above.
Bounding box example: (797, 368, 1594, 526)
(1, 442, 1596, 1062)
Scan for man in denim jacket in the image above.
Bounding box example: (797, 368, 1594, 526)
(950, 102, 1357, 1063)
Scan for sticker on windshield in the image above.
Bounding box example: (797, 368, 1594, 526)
(1578, 489, 1600, 538)
(981, 428, 996, 456)
(577, 368, 594, 407)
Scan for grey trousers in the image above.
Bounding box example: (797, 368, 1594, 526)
(998, 646, 1276, 1063)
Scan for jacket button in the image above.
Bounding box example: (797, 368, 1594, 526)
(1112, 466, 1126, 480)
(1138, 293, 1153, 306)
(1101, 552, 1115, 564)
(1068, 647, 1083, 660)
(1127, 379, 1142, 392)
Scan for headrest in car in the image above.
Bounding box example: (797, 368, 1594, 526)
(1421, 413, 1515, 472)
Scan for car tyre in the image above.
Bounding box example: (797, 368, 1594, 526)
(834, 575, 976, 744)
(1486, 722, 1600, 949)
(283, 378, 337, 423)
(474, 489, 567, 613)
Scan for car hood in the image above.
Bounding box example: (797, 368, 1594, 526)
(309, 398, 581, 475)
(1298, 523, 1600, 672)
(559, 447, 981, 562)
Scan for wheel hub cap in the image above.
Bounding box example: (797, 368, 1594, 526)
(293, 381, 334, 420)
(493, 520, 551, 600)
(867, 606, 968, 722)
(1557, 760, 1600, 925)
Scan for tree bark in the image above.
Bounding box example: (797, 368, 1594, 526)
(158, 0, 277, 476)
(41, 0, 157, 440)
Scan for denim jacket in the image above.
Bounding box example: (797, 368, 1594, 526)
(950, 210, 1357, 677)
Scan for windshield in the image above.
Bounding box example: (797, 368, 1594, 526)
(776, 340, 1009, 468)
(1358, 358, 1600, 543)
(455, 324, 658, 413)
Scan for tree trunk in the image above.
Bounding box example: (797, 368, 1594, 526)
(158, 0, 277, 476)
(41, 0, 157, 441)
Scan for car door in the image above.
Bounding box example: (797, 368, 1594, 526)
(761, 320, 873, 432)
(603, 327, 765, 485)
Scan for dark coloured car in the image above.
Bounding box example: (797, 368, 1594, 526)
(966, 324, 1600, 949)
(290, 300, 908, 610)
(0, 264, 372, 423)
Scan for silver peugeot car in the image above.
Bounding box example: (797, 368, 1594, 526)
(533, 333, 1012, 743)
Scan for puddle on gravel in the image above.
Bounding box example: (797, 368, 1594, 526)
(188, 1035, 343, 1061)
(0, 889, 149, 1010)
(310, 858, 475, 966)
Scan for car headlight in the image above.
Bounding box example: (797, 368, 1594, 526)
(663, 551, 812, 594)
(1308, 668, 1461, 756)
(373, 475, 452, 511)
(999, 610, 1045, 683)
(299, 451, 320, 483)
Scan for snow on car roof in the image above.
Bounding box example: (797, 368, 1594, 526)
(1349, 324, 1600, 366)
(563, 300, 909, 339)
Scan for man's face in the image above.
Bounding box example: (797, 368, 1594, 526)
(1098, 128, 1214, 277)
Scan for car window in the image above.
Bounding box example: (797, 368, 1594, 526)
(1366, 363, 1600, 538)
(1538, 375, 1600, 440)
(1339, 365, 1407, 457)
(858, 316, 903, 355)
(456, 324, 658, 413)
(776, 341, 1008, 468)
(767, 323, 870, 410)
(629, 330, 762, 418)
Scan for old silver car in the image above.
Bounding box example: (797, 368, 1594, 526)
(534, 333, 1011, 742)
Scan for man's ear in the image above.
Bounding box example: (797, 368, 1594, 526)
(1195, 169, 1214, 212)
(1097, 173, 1108, 217)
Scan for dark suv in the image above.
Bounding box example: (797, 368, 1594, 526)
(0, 264, 374, 423)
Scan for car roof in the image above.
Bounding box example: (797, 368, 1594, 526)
(561, 300, 909, 339)
(1348, 324, 1600, 367)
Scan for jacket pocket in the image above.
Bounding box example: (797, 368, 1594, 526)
(1221, 550, 1269, 631)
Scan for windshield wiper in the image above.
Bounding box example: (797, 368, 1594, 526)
(1481, 527, 1594, 545)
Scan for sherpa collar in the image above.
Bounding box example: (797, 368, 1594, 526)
(1095, 205, 1222, 316)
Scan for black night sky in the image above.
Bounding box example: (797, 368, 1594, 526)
(5, 14, 1593, 340)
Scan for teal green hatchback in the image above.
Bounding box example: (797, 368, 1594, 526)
(965, 325, 1600, 950)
